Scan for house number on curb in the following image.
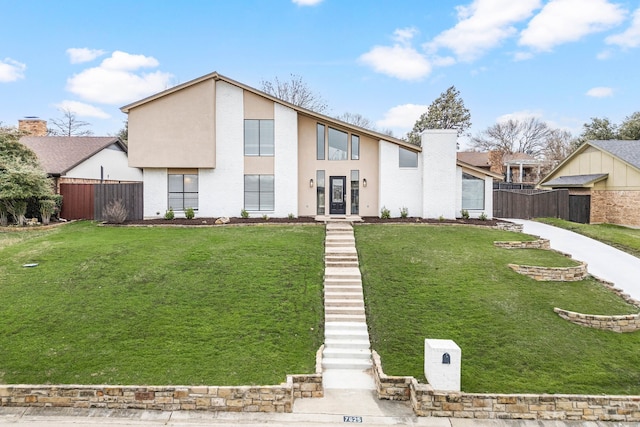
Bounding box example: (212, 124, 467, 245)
(343, 415, 363, 423)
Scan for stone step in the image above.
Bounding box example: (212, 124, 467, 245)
(325, 268, 361, 280)
(325, 306, 365, 315)
(325, 313, 367, 322)
(325, 247, 357, 255)
(325, 330, 369, 342)
(322, 357, 372, 370)
(324, 286, 362, 295)
(324, 277, 362, 285)
(325, 337, 371, 350)
(325, 321, 368, 331)
(324, 298, 364, 307)
(323, 347, 371, 360)
(325, 261, 359, 268)
(325, 241, 355, 248)
(324, 291, 363, 300)
(326, 235, 355, 242)
(325, 254, 359, 262)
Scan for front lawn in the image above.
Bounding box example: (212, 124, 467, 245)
(0, 222, 325, 386)
(356, 224, 640, 394)
(536, 218, 640, 259)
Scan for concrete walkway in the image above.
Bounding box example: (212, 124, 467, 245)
(506, 219, 640, 301)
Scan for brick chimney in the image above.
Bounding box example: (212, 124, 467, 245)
(18, 117, 48, 136)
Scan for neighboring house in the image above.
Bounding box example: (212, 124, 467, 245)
(18, 120, 142, 193)
(539, 140, 640, 227)
(457, 151, 541, 184)
(120, 72, 501, 220)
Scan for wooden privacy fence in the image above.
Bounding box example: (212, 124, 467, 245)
(493, 189, 569, 220)
(60, 183, 143, 221)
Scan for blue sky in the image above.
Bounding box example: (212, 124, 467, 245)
(1, 0, 639, 148)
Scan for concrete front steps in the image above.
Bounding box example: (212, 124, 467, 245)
(322, 221, 373, 390)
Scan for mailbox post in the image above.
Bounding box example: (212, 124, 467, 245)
(424, 339, 461, 391)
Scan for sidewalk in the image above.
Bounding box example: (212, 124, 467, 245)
(506, 219, 640, 301)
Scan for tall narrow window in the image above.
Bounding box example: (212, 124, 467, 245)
(351, 135, 360, 160)
(328, 127, 348, 160)
(399, 147, 418, 167)
(244, 119, 274, 156)
(316, 170, 325, 215)
(244, 175, 274, 211)
(462, 173, 485, 210)
(316, 124, 325, 160)
(168, 173, 198, 211)
(350, 170, 359, 215)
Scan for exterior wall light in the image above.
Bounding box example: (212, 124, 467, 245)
(362, 178, 367, 187)
(309, 178, 314, 188)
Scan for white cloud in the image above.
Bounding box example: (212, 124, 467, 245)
(376, 104, 430, 132)
(428, 0, 541, 61)
(292, 0, 323, 5)
(55, 100, 111, 119)
(520, 0, 626, 51)
(596, 49, 612, 60)
(66, 48, 106, 64)
(66, 51, 173, 105)
(0, 58, 26, 82)
(586, 86, 613, 97)
(606, 7, 640, 48)
(513, 51, 534, 61)
(360, 28, 431, 80)
(497, 110, 543, 123)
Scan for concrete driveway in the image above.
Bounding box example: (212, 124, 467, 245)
(505, 219, 640, 302)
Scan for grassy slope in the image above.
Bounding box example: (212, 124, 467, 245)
(536, 218, 640, 259)
(0, 222, 325, 386)
(356, 225, 640, 394)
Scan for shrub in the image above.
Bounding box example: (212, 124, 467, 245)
(262, 214, 269, 221)
(438, 215, 445, 222)
(103, 199, 128, 224)
(400, 207, 409, 218)
(380, 206, 391, 219)
(164, 208, 175, 220)
(185, 207, 195, 220)
(288, 213, 295, 220)
(39, 199, 57, 225)
(479, 212, 488, 221)
(461, 209, 470, 220)
(241, 209, 249, 219)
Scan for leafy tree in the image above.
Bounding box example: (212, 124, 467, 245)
(0, 127, 54, 225)
(579, 117, 617, 142)
(49, 108, 93, 136)
(407, 86, 471, 145)
(117, 120, 128, 145)
(260, 74, 328, 113)
(618, 112, 640, 140)
(471, 117, 552, 157)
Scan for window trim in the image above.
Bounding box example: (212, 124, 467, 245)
(399, 147, 418, 168)
(244, 119, 274, 157)
(461, 172, 485, 210)
(351, 135, 360, 160)
(168, 173, 199, 211)
(328, 127, 348, 161)
(244, 174, 275, 211)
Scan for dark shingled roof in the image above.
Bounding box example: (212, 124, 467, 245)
(543, 173, 609, 187)
(456, 151, 490, 168)
(589, 140, 640, 170)
(19, 136, 125, 176)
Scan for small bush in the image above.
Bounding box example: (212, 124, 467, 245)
(262, 214, 269, 221)
(400, 207, 409, 218)
(380, 206, 391, 219)
(438, 215, 445, 222)
(461, 209, 470, 220)
(479, 212, 488, 221)
(288, 213, 295, 220)
(164, 208, 175, 220)
(241, 209, 249, 219)
(103, 199, 128, 224)
(185, 207, 195, 220)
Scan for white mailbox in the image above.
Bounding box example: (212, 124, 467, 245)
(424, 339, 461, 391)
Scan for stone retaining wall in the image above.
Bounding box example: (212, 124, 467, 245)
(494, 239, 550, 249)
(494, 222, 523, 232)
(0, 348, 324, 412)
(554, 308, 640, 333)
(372, 351, 640, 422)
(508, 262, 587, 281)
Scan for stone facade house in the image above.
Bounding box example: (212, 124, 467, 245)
(539, 140, 640, 227)
(120, 72, 501, 220)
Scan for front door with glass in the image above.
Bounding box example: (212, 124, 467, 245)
(329, 176, 346, 215)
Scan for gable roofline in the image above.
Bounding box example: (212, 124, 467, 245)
(19, 136, 126, 176)
(120, 71, 421, 152)
(539, 140, 640, 186)
(457, 159, 503, 179)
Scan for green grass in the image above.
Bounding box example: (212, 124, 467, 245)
(0, 222, 325, 386)
(537, 218, 640, 258)
(355, 224, 640, 394)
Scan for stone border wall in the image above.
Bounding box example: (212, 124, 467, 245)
(371, 351, 640, 422)
(494, 222, 523, 232)
(554, 308, 640, 333)
(0, 348, 324, 412)
(494, 239, 550, 249)
(508, 262, 588, 281)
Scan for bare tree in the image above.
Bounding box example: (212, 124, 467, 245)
(49, 108, 93, 136)
(336, 112, 375, 130)
(260, 74, 328, 113)
(541, 128, 576, 173)
(471, 117, 551, 157)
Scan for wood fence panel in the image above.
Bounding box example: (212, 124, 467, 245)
(569, 195, 590, 223)
(94, 183, 143, 221)
(60, 184, 94, 220)
(493, 189, 569, 220)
